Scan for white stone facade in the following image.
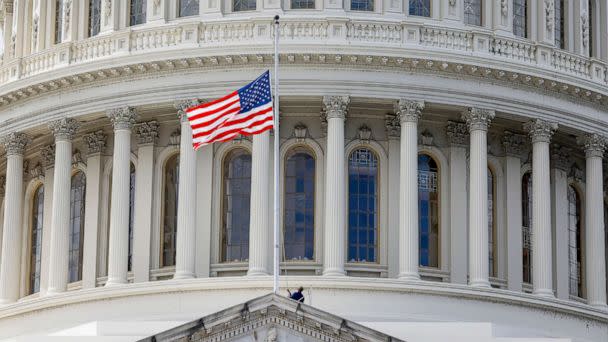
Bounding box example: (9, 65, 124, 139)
(0, 0, 606, 341)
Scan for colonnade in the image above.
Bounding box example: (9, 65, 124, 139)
(0, 98, 605, 312)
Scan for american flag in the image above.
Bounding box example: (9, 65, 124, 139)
(186, 71, 274, 149)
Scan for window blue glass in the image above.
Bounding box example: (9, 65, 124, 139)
(69, 171, 86, 283)
(513, 0, 527, 38)
(348, 148, 378, 263)
(162, 155, 179, 267)
(222, 149, 252, 262)
(89, 0, 101, 37)
(29, 185, 44, 294)
(522, 172, 532, 284)
(130, 0, 147, 26)
(351, 0, 373, 11)
(555, 0, 564, 48)
(284, 148, 315, 261)
(179, 0, 199, 17)
(128, 164, 135, 272)
(418, 154, 439, 268)
(409, 0, 430, 17)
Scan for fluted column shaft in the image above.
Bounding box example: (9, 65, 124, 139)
(248, 131, 271, 276)
(323, 96, 350, 276)
(463, 108, 495, 288)
(47, 118, 79, 294)
(0, 133, 28, 304)
(106, 108, 137, 286)
(174, 102, 198, 280)
(396, 100, 424, 280)
(525, 119, 557, 298)
(581, 134, 607, 309)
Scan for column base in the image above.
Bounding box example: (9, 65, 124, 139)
(247, 269, 269, 276)
(45, 287, 65, 296)
(0, 298, 15, 305)
(469, 279, 491, 288)
(173, 272, 196, 280)
(533, 288, 555, 298)
(398, 272, 421, 281)
(588, 302, 608, 311)
(105, 278, 128, 287)
(322, 268, 346, 277)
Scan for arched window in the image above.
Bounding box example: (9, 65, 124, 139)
(233, 0, 256, 11)
(568, 186, 583, 297)
(69, 171, 86, 283)
(221, 149, 251, 262)
(284, 147, 315, 261)
(179, 0, 199, 17)
(161, 155, 179, 267)
(513, 0, 527, 38)
(130, 0, 147, 26)
(555, 0, 565, 49)
(348, 148, 378, 263)
(89, 0, 101, 37)
(55, 0, 64, 44)
(522, 172, 532, 284)
(292, 0, 315, 9)
(29, 185, 44, 295)
(418, 154, 439, 268)
(488, 167, 496, 278)
(409, 0, 430, 17)
(351, 0, 373, 11)
(127, 163, 136, 272)
(464, 0, 482, 26)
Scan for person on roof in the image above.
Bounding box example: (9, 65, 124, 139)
(287, 286, 305, 303)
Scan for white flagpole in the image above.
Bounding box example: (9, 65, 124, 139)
(273, 15, 280, 294)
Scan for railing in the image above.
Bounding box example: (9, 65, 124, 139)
(0, 18, 606, 91)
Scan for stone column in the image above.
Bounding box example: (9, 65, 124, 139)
(47, 118, 79, 295)
(524, 119, 558, 298)
(322, 96, 350, 276)
(503, 132, 526, 292)
(81, 131, 106, 289)
(133, 121, 159, 283)
(446, 121, 469, 285)
(248, 130, 271, 276)
(536, 0, 555, 44)
(173, 100, 198, 280)
(100, 0, 120, 33)
(61, 0, 79, 43)
(0, 132, 28, 304)
(396, 99, 425, 280)
(39, 145, 55, 295)
(462, 108, 495, 288)
(106, 107, 138, 286)
(579, 134, 608, 309)
(550, 144, 571, 300)
(386, 115, 401, 278)
(2, 2, 13, 61)
(493, 0, 513, 35)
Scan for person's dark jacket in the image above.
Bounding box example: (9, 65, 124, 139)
(290, 291, 304, 303)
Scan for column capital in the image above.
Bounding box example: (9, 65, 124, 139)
(446, 121, 469, 146)
(550, 144, 572, 171)
(385, 113, 400, 138)
(48, 118, 80, 141)
(2, 132, 29, 156)
(4, 1, 13, 14)
(394, 99, 424, 124)
(107, 107, 138, 130)
(322, 96, 350, 120)
(577, 133, 608, 158)
(83, 130, 107, 155)
(174, 99, 200, 122)
(40, 144, 56, 169)
(502, 131, 528, 157)
(523, 119, 558, 144)
(134, 121, 160, 146)
(461, 107, 495, 132)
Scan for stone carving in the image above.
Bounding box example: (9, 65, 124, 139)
(582, 13, 589, 49)
(169, 128, 181, 145)
(394, 99, 424, 123)
(545, 0, 554, 31)
(501, 0, 508, 17)
(107, 106, 138, 130)
(48, 118, 80, 141)
(550, 144, 572, 171)
(10, 31, 16, 58)
(40, 144, 56, 168)
(358, 125, 372, 142)
(449, 0, 456, 6)
(83, 130, 107, 155)
(174, 99, 200, 122)
(29, 162, 44, 178)
(4, 1, 13, 14)
(2, 132, 29, 156)
(64, 0, 72, 34)
(104, 0, 112, 21)
(72, 149, 84, 165)
(523, 119, 558, 143)
(420, 130, 433, 145)
(570, 164, 585, 183)
(322, 96, 350, 120)
(134, 121, 160, 145)
(502, 131, 527, 156)
(266, 327, 277, 342)
(446, 121, 469, 146)
(153, 0, 161, 13)
(32, 15, 39, 49)
(577, 133, 607, 158)
(461, 107, 495, 131)
(293, 123, 308, 141)
(385, 113, 400, 138)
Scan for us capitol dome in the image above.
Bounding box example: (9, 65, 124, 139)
(0, 0, 606, 341)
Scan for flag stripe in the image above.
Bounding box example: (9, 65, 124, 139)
(187, 91, 238, 112)
(192, 108, 273, 141)
(188, 97, 241, 122)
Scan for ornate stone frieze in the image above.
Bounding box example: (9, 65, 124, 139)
(502, 131, 528, 157)
(322, 96, 350, 120)
(48, 118, 79, 141)
(174, 98, 200, 122)
(461, 107, 495, 132)
(107, 106, 138, 130)
(358, 125, 372, 142)
(385, 113, 400, 138)
(293, 123, 308, 141)
(394, 99, 424, 124)
(446, 121, 469, 146)
(40, 144, 55, 168)
(577, 133, 607, 158)
(2, 132, 29, 156)
(83, 130, 107, 155)
(523, 119, 558, 144)
(550, 144, 572, 171)
(134, 121, 160, 146)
